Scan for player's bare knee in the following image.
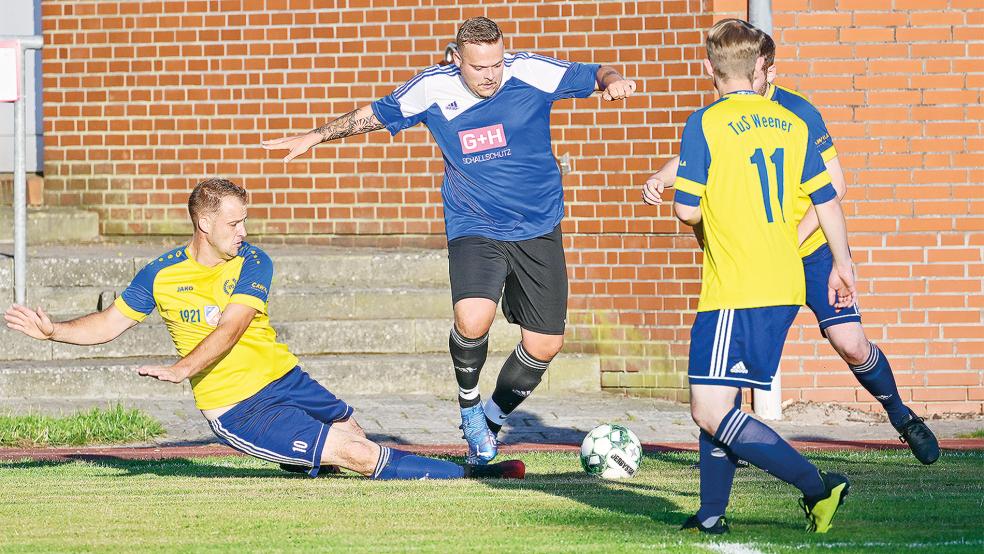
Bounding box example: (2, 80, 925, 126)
(454, 314, 493, 339)
(522, 335, 563, 361)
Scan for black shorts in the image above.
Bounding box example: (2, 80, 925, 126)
(447, 225, 568, 335)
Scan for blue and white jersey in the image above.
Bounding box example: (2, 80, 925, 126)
(372, 52, 600, 241)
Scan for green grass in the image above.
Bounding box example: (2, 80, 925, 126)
(958, 429, 984, 439)
(0, 405, 165, 447)
(1, 450, 981, 552)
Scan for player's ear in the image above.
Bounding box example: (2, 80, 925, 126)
(766, 63, 777, 83)
(197, 214, 212, 235)
(452, 44, 463, 67)
(702, 58, 714, 78)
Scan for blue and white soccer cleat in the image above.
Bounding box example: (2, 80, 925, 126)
(459, 404, 498, 465)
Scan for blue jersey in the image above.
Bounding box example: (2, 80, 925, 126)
(372, 53, 599, 241)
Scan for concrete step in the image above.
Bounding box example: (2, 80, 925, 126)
(0, 318, 527, 361)
(15, 286, 452, 322)
(0, 244, 449, 292)
(0, 207, 100, 244)
(0, 353, 600, 400)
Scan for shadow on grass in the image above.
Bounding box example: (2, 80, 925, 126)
(0, 455, 304, 479)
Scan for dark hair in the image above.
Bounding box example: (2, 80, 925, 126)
(188, 178, 248, 222)
(456, 17, 502, 48)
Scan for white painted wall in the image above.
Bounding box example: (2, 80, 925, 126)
(0, 0, 41, 172)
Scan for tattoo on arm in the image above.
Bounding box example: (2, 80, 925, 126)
(312, 109, 384, 142)
(596, 67, 622, 88)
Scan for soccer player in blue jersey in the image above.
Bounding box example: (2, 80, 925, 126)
(4, 179, 524, 481)
(262, 17, 637, 464)
(670, 19, 856, 534)
(642, 24, 939, 466)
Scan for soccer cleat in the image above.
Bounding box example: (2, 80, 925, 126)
(459, 404, 498, 465)
(464, 459, 526, 479)
(800, 471, 850, 533)
(896, 414, 940, 465)
(680, 514, 730, 535)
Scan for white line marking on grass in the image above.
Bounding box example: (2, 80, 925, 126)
(703, 543, 766, 554)
(785, 539, 984, 550)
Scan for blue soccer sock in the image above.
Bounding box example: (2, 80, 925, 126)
(848, 342, 910, 428)
(696, 430, 739, 526)
(371, 446, 465, 480)
(714, 407, 825, 498)
(697, 394, 742, 524)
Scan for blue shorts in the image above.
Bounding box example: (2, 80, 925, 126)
(208, 366, 353, 477)
(803, 243, 862, 333)
(688, 306, 799, 390)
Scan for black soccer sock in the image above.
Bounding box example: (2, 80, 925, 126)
(450, 326, 489, 409)
(485, 342, 549, 433)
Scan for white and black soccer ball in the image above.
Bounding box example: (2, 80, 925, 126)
(579, 423, 642, 479)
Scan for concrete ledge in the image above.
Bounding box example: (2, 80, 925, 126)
(0, 352, 601, 399)
(0, 207, 100, 244)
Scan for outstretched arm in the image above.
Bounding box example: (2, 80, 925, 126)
(4, 304, 137, 345)
(798, 156, 847, 245)
(595, 65, 637, 101)
(136, 303, 257, 383)
(641, 155, 680, 206)
(261, 104, 385, 163)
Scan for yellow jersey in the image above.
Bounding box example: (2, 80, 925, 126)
(766, 84, 839, 257)
(114, 243, 298, 410)
(675, 91, 836, 311)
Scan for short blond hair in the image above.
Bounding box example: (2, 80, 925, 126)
(705, 19, 765, 83)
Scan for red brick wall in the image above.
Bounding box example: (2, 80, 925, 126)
(41, 0, 983, 414)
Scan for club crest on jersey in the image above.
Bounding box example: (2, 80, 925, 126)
(459, 123, 506, 154)
(223, 278, 237, 295)
(203, 305, 222, 326)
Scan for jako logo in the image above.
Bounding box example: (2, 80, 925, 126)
(459, 123, 506, 154)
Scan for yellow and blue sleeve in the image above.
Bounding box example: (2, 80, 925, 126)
(801, 134, 836, 205)
(115, 262, 158, 322)
(230, 247, 273, 313)
(674, 112, 710, 207)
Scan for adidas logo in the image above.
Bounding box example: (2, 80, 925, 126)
(874, 394, 893, 400)
(728, 361, 748, 374)
(455, 366, 478, 373)
(511, 389, 532, 398)
(445, 101, 459, 111)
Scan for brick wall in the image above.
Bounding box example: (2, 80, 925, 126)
(40, 0, 983, 414)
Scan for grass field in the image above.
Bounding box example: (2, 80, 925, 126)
(1, 450, 981, 553)
(0, 405, 165, 447)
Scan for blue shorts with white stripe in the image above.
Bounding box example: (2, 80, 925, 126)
(208, 366, 353, 477)
(687, 306, 799, 391)
(803, 243, 862, 334)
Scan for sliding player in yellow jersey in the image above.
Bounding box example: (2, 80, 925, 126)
(643, 25, 938, 466)
(5, 179, 524, 481)
(670, 20, 855, 534)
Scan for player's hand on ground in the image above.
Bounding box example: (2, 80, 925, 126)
(4, 304, 54, 340)
(827, 263, 857, 310)
(642, 175, 669, 205)
(136, 364, 189, 383)
(261, 132, 323, 163)
(602, 79, 636, 101)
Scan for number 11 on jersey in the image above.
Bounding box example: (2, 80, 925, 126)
(750, 147, 786, 223)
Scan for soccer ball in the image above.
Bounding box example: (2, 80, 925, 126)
(579, 423, 642, 479)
